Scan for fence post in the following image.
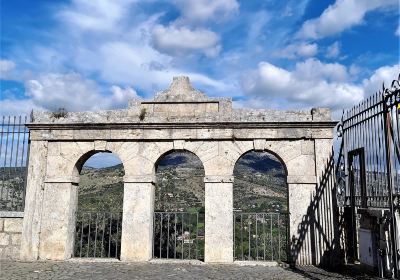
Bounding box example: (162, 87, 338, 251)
(383, 93, 399, 278)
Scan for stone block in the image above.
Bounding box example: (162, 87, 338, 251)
(4, 219, 23, 233)
(0, 218, 4, 231)
(0, 233, 9, 246)
(11, 234, 21, 245)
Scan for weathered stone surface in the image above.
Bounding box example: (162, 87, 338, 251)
(11, 234, 21, 246)
(121, 183, 154, 261)
(0, 233, 9, 246)
(4, 219, 23, 233)
(205, 182, 233, 263)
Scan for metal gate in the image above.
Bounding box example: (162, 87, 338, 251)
(337, 76, 400, 278)
(153, 211, 205, 260)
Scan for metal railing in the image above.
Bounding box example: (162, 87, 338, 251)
(0, 115, 29, 212)
(233, 212, 288, 262)
(337, 75, 400, 277)
(153, 211, 204, 260)
(74, 212, 122, 258)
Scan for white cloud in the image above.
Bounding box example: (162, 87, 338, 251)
(297, 0, 397, 39)
(23, 72, 138, 112)
(152, 25, 220, 57)
(0, 98, 41, 116)
(241, 59, 364, 110)
(362, 64, 400, 95)
(58, 0, 136, 32)
(275, 42, 318, 59)
(109, 85, 139, 108)
(25, 73, 100, 111)
(325, 41, 340, 58)
(0, 60, 16, 80)
(173, 0, 239, 24)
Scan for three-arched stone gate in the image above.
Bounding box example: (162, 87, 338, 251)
(20, 76, 337, 263)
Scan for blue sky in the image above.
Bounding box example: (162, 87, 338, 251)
(0, 0, 399, 119)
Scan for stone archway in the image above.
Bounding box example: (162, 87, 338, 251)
(153, 150, 205, 260)
(233, 150, 288, 262)
(73, 151, 125, 259)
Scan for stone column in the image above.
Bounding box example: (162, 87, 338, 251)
(20, 140, 48, 261)
(38, 180, 78, 260)
(120, 176, 155, 261)
(287, 180, 317, 265)
(204, 175, 233, 263)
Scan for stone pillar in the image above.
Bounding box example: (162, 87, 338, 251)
(120, 176, 155, 261)
(20, 140, 48, 261)
(204, 175, 233, 263)
(287, 181, 317, 265)
(38, 181, 78, 260)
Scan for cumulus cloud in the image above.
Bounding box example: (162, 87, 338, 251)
(297, 0, 397, 39)
(362, 64, 400, 95)
(23, 73, 138, 112)
(275, 42, 318, 59)
(0, 59, 16, 80)
(173, 0, 239, 23)
(109, 85, 139, 108)
(241, 59, 365, 110)
(151, 25, 220, 57)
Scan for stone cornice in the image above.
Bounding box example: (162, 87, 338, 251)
(26, 121, 338, 130)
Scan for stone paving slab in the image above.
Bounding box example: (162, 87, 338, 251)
(0, 260, 380, 280)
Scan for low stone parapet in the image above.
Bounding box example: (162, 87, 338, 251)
(0, 213, 23, 260)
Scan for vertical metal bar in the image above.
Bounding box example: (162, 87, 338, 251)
(263, 213, 266, 260)
(79, 213, 84, 258)
(0, 116, 5, 203)
(167, 213, 170, 259)
(174, 213, 177, 259)
(270, 213, 273, 260)
(87, 213, 91, 258)
(6, 116, 16, 207)
(108, 213, 112, 258)
(255, 213, 258, 260)
(181, 212, 184, 259)
(94, 213, 98, 257)
(188, 213, 191, 259)
(160, 213, 163, 258)
(278, 213, 281, 261)
(241, 214, 243, 260)
(2, 116, 10, 207)
(248, 215, 251, 260)
(115, 212, 120, 259)
(196, 212, 199, 260)
(101, 213, 106, 258)
(383, 98, 399, 278)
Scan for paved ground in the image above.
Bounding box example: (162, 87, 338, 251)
(0, 260, 380, 280)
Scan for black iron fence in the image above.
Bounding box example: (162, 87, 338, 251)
(233, 212, 288, 262)
(153, 211, 205, 260)
(337, 75, 400, 278)
(0, 115, 29, 212)
(74, 211, 122, 258)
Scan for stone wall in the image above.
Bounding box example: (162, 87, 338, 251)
(0, 216, 23, 260)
